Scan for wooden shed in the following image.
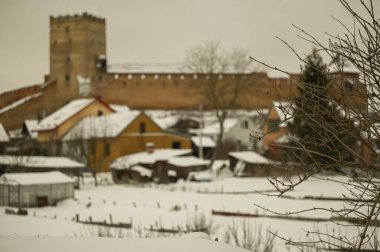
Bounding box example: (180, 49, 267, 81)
(228, 151, 281, 177)
(110, 148, 192, 183)
(0, 171, 75, 207)
(167, 156, 210, 180)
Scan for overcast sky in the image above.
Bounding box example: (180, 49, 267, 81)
(0, 0, 376, 93)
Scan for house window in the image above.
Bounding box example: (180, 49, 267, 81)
(139, 122, 146, 133)
(65, 26, 69, 32)
(343, 80, 353, 92)
(97, 110, 103, 116)
(172, 141, 181, 149)
(241, 120, 249, 129)
(268, 120, 280, 133)
(66, 56, 70, 64)
(104, 143, 111, 156)
(65, 74, 70, 83)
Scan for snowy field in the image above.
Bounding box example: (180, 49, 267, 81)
(0, 173, 378, 251)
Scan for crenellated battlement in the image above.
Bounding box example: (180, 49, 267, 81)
(50, 12, 105, 24)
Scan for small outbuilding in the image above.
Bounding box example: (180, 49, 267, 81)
(191, 136, 215, 159)
(167, 156, 210, 181)
(110, 148, 192, 183)
(0, 171, 75, 207)
(229, 151, 281, 177)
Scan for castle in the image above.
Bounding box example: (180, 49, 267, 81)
(0, 13, 363, 131)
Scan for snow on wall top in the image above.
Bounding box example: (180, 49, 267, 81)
(108, 62, 257, 74)
(191, 136, 215, 148)
(0, 155, 84, 168)
(24, 120, 39, 139)
(0, 171, 75, 185)
(36, 98, 95, 131)
(111, 149, 192, 170)
(168, 156, 210, 167)
(0, 123, 10, 142)
(229, 151, 269, 164)
(63, 111, 140, 140)
(0, 93, 42, 115)
(108, 63, 185, 74)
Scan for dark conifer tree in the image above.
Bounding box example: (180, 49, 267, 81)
(289, 48, 354, 168)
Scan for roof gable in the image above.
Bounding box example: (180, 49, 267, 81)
(121, 112, 165, 134)
(63, 111, 141, 140)
(36, 97, 115, 131)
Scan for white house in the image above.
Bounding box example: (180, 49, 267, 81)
(190, 116, 261, 151)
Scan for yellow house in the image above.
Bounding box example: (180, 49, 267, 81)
(63, 111, 191, 172)
(35, 97, 115, 142)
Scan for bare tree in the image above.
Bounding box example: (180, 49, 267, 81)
(62, 116, 113, 186)
(250, 0, 380, 250)
(183, 41, 253, 167)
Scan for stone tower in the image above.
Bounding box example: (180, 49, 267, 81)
(49, 13, 106, 105)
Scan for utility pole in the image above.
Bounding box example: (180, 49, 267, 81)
(199, 104, 203, 160)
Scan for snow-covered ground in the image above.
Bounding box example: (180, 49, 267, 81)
(0, 173, 378, 251)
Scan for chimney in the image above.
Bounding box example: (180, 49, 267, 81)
(146, 142, 155, 154)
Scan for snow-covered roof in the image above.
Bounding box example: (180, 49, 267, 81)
(327, 59, 360, 74)
(131, 165, 152, 177)
(110, 104, 130, 113)
(0, 123, 10, 142)
(229, 151, 269, 164)
(24, 120, 39, 139)
(191, 136, 215, 148)
(0, 155, 84, 168)
(0, 93, 42, 115)
(0, 171, 75, 185)
(188, 170, 213, 182)
(152, 115, 180, 130)
(36, 98, 96, 131)
(168, 156, 210, 167)
(63, 111, 141, 140)
(274, 134, 291, 144)
(190, 118, 238, 135)
(110, 149, 192, 170)
(272, 101, 294, 127)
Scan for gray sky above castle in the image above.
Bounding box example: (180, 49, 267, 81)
(0, 0, 376, 93)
